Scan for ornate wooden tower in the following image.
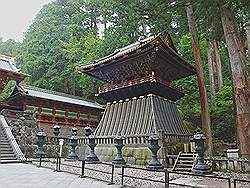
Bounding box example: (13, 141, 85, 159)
(79, 32, 196, 163)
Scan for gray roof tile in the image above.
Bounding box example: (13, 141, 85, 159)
(95, 94, 190, 141)
(17, 85, 103, 109)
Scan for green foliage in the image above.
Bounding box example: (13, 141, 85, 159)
(0, 81, 16, 101)
(0, 38, 20, 56)
(1, 0, 247, 147)
(175, 30, 236, 143)
(63, 32, 104, 98)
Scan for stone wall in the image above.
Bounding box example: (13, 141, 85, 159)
(1, 110, 39, 158)
(37, 122, 86, 138)
(1, 110, 71, 158)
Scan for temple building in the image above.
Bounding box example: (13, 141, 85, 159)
(2, 85, 103, 137)
(0, 55, 28, 110)
(0, 55, 27, 93)
(0, 55, 103, 137)
(79, 32, 196, 164)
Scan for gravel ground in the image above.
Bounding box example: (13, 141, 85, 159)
(31, 158, 250, 188)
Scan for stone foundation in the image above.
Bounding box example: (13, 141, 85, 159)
(76, 144, 170, 166)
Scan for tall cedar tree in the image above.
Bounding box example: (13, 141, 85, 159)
(186, 0, 213, 155)
(218, 0, 250, 158)
(213, 40, 223, 89)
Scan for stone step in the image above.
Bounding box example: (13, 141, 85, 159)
(175, 167, 192, 171)
(0, 147, 14, 151)
(0, 146, 13, 150)
(0, 142, 11, 145)
(0, 147, 13, 151)
(0, 159, 21, 164)
(0, 119, 23, 164)
(0, 140, 9, 143)
(0, 144, 12, 148)
(181, 153, 196, 156)
(0, 157, 17, 161)
(0, 145, 12, 148)
(179, 156, 195, 160)
(0, 154, 16, 157)
(0, 152, 15, 156)
(176, 163, 193, 167)
(178, 160, 194, 164)
(0, 148, 14, 152)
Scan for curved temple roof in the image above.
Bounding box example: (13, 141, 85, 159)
(78, 32, 196, 82)
(0, 55, 28, 83)
(11, 85, 103, 110)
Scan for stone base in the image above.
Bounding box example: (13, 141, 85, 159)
(192, 164, 212, 175)
(66, 152, 79, 161)
(76, 144, 167, 166)
(65, 157, 79, 161)
(146, 164, 164, 170)
(112, 158, 126, 166)
(85, 155, 99, 162)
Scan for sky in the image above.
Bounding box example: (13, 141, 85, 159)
(0, 0, 52, 42)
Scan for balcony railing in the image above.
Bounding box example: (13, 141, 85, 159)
(98, 74, 183, 94)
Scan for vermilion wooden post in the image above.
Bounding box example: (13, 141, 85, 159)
(77, 111, 80, 126)
(65, 109, 69, 126)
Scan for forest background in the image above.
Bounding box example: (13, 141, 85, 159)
(0, 0, 249, 155)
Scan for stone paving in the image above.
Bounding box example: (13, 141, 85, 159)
(0, 163, 124, 188)
(33, 159, 250, 188)
(1, 162, 249, 188)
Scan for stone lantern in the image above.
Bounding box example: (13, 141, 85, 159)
(191, 128, 212, 174)
(83, 126, 98, 162)
(72, 127, 78, 135)
(86, 135, 99, 162)
(67, 127, 79, 160)
(53, 125, 61, 137)
(147, 133, 163, 170)
(84, 126, 92, 137)
(35, 129, 47, 158)
(112, 133, 126, 165)
(52, 125, 61, 156)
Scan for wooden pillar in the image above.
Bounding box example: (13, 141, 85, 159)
(65, 109, 69, 126)
(52, 107, 56, 125)
(87, 113, 91, 126)
(22, 99, 27, 111)
(77, 111, 80, 126)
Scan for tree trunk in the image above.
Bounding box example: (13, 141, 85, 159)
(207, 40, 216, 97)
(219, 0, 250, 158)
(213, 40, 223, 89)
(246, 21, 250, 58)
(186, 0, 213, 155)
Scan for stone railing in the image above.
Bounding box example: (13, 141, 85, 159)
(207, 158, 250, 172)
(47, 133, 192, 146)
(88, 135, 150, 146)
(47, 135, 150, 146)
